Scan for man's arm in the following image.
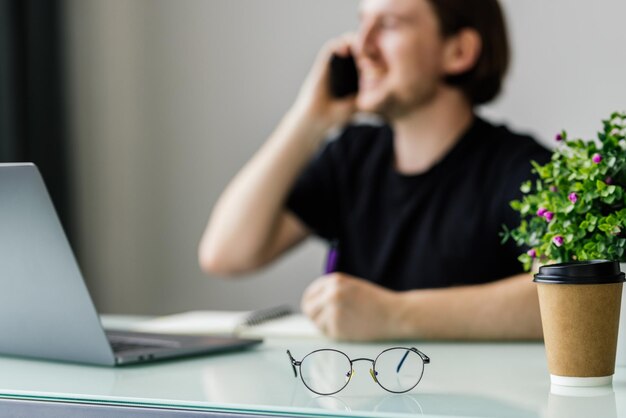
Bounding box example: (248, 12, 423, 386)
(301, 273, 542, 341)
(198, 112, 324, 276)
(395, 274, 542, 340)
(199, 37, 356, 276)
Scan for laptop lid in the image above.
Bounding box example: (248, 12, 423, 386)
(0, 163, 117, 365)
(0, 163, 262, 366)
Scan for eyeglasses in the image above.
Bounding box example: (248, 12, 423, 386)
(287, 347, 430, 396)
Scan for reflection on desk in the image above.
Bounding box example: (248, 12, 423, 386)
(299, 393, 537, 417)
(546, 385, 618, 418)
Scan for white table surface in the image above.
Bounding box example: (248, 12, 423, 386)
(0, 315, 624, 418)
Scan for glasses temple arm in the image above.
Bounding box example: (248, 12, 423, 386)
(396, 350, 409, 373)
(396, 348, 430, 373)
(286, 350, 299, 378)
(415, 347, 430, 364)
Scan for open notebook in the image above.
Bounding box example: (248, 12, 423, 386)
(132, 308, 323, 339)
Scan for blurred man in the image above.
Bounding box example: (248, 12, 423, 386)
(199, 0, 549, 341)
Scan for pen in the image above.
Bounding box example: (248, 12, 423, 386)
(324, 240, 339, 274)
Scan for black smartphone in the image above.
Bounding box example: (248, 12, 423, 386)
(329, 54, 359, 98)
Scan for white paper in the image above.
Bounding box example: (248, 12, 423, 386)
(132, 310, 248, 335)
(131, 310, 323, 339)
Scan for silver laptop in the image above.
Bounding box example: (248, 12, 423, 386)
(0, 163, 261, 366)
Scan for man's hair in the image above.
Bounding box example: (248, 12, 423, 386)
(427, 0, 510, 105)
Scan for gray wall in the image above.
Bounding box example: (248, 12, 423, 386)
(64, 0, 626, 315)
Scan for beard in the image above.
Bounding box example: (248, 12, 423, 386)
(356, 81, 439, 120)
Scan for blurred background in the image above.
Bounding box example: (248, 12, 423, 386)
(1, 0, 625, 315)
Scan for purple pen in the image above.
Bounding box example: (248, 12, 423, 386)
(324, 240, 339, 274)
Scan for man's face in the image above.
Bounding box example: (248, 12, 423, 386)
(355, 0, 448, 118)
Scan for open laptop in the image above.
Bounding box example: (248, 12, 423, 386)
(0, 163, 261, 366)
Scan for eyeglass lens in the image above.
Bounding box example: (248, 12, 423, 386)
(300, 349, 352, 395)
(374, 348, 425, 393)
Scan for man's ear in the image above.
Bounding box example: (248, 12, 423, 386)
(442, 28, 482, 76)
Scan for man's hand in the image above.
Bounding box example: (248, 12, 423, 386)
(291, 34, 358, 132)
(301, 273, 402, 341)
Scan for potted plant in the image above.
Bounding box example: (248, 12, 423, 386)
(502, 111, 626, 271)
(502, 111, 626, 365)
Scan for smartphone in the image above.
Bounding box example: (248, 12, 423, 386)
(329, 54, 359, 98)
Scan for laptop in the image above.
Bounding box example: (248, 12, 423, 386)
(0, 163, 261, 366)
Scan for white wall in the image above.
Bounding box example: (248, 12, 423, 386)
(64, 0, 626, 315)
(484, 0, 626, 142)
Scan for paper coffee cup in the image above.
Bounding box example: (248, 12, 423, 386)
(534, 260, 625, 387)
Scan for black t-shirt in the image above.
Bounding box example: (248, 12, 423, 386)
(286, 116, 551, 291)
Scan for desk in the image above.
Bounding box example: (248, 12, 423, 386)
(0, 315, 625, 418)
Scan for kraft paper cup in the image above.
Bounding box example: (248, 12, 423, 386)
(534, 260, 625, 387)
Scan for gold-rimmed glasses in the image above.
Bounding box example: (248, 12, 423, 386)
(287, 347, 430, 396)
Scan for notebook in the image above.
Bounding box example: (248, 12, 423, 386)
(0, 163, 261, 366)
(133, 307, 323, 339)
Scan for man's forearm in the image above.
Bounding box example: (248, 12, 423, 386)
(393, 274, 543, 340)
(199, 110, 327, 273)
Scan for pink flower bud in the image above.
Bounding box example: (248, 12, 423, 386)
(537, 207, 548, 217)
(544, 211, 555, 222)
(555, 133, 563, 141)
(552, 236, 564, 247)
(606, 177, 613, 185)
(568, 192, 578, 204)
(592, 153, 602, 164)
(527, 249, 537, 258)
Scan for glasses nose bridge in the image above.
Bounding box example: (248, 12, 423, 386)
(350, 358, 378, 384)
(350, 357, 374, 365)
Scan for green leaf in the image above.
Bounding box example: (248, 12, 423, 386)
(500, 225, 511, 244)
(518, 253, 532, 272)
(608, 156, 617, 168)
(520, 202, 531, 215)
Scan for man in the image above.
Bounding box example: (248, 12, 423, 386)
(199, 0, 549, 341)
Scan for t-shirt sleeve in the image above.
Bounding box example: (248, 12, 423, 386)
(285, 137, 343, 241)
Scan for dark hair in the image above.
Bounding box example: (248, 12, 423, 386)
(427, 0, 510, 105)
